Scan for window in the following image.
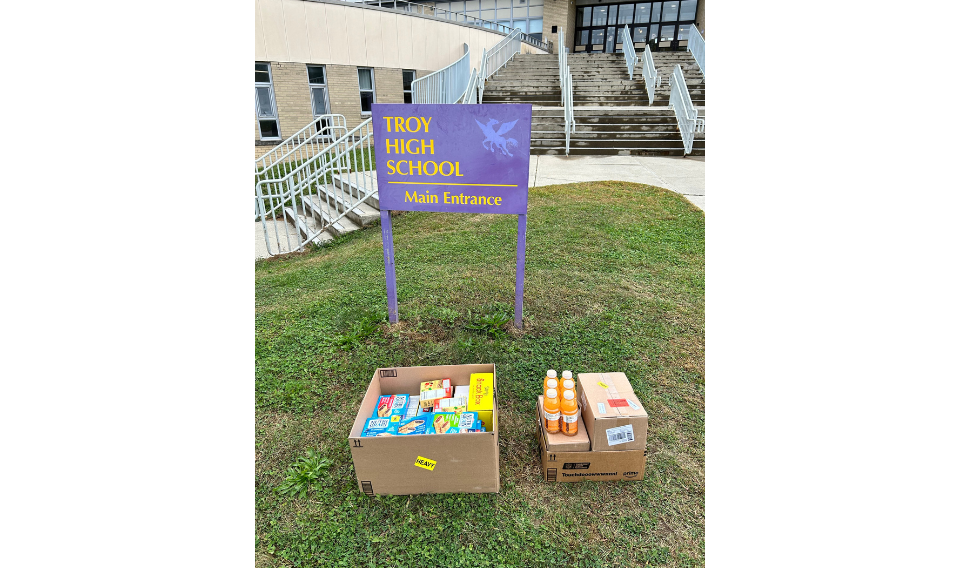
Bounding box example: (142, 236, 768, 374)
(403, 70, 416, 103)
(358, 68, 375, 114)
(662, 1, 679, 22)
(592, 6, 607, 26)
(636, 3, 651, 23)
(307, 65, 329, 117)
(255, 62, 280, 140)
(679, 1, 697, 21)
(618, 4, 634, 26)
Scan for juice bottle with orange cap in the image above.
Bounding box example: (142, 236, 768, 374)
(543, 388, 561, 434)
(543, 370, 557, 397)
(560, 389, 579, 436)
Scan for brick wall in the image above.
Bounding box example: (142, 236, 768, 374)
(326, 64, 366, 129)
(375, 67, 405, 104)
(543, 0, 575, 53)
(270, 62, 314, 140)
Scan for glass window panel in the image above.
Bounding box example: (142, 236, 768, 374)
(358, 69, 373, 90)
(255, 63, 270, 83)
(582, 6, 591, 26)
(307, 66, 325, 85)
(605, 26, 616, 52)
(652, 2, 661, 22)
(311, 87, 327, 116)
(618, 4, 634, 25)
(578, 29, 589, 45)
(679, 0, 696, 20)
(576, 7, 584, 27)
(661, 1, 678, 22)
(529, 18, 542, 32)
(403, 70, 415, 90)
(259, 120, 279, 138)
(530, 32, 542, 40)
(256, 87, 274, 117)
(465, 0, 480, 10)
(360, 91, 374, 113)
(635, 3, 650, 23)
(528, 5, 542, 18)
(660, 24, 674, 41)
(649, 23, 659, 42)
(404, 92, 413, 104)
(515, 20, 527, 32)
(677, 24, 689, 40)
(591, 28, 604, 45)
(592, 6, 607, 26)
(607, 5, 617, 26)
(633, 26, 647, 42)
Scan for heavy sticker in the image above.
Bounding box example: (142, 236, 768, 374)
(414, 456, 437, 471)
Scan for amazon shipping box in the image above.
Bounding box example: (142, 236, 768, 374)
(349, 364, 500, 495)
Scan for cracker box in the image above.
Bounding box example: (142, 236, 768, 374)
(435, 397, 467, 414)
(374, 394, 409, 419)
(427, 411, 479, 434)
(393, 417, 429, 435)
(349, 365, 499, 495)
(419, 379, 452, 412)
(361, 417, 395, 437)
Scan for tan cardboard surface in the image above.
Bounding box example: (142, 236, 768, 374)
(536, 408, 646, 482)
(349, 364, 500, 495)
(537, 395, 590, 452)
(578, 372, 649, 452)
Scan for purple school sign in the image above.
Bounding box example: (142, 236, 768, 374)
(371, 103, 532, 327)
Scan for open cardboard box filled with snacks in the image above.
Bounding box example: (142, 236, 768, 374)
(348, 364, 499, 496)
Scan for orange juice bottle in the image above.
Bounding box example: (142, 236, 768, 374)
(543, 388, 561, 434)
(561, 377, 575, 399)
(561, 370, 573, 390)
(543, 370, 557, 397)
(560, 389, 579, 436)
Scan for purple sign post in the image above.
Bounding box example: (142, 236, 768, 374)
(371, 103, 532, 328)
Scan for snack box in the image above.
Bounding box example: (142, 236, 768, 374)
(404, 396, 422, 420)
(427, 411, 479, 434)
(468, 373, 495, 431)
(453, 385, 470, 399)
(419, 378, 452, 412)
(361, 417, 395, 437)
(435, 397, 467, 414)
(393, 416, 429, 435)
(349, 364, 499, 495)
(374, 394, 409, 419)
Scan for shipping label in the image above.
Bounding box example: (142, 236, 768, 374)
(605, 424, 635, 446)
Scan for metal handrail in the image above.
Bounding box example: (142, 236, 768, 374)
(668, 64, 698, 155)
(477, 47, 488, 103)
(255, 119, 377, 255)
(483, 28, 523, 80)
(255, 114, 348, 182)
(559, 28, 575, 155)
(345, 0, 550, 52)
(412, 43, 472, 104)
(462, 68, 479, 104)
(621, 26, 638, 81)
(641, 44, 659, 106)
(687, 25, 705, 77)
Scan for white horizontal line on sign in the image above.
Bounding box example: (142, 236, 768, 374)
(387, 181, 519, 187)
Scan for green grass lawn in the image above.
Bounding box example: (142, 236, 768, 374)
(255, 181, 704, 567)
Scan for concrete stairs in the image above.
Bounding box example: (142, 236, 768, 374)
(481, 51, 705, 156)
(255, 170, 381, 259)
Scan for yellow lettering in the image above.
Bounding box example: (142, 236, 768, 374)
(387, 160, 396, 175)
(406, 139, 420, 154)
(479, 196, 488, 205)
(421, 139, 434, 155)
(405, 190, 417, 202)
(395, 117, 406, 133)
(417, 194, 425, 203)
(385, 139, 399, 154)
(410, 160, 422, 175)
(424, 161, 438, 176)
(455, 162, 463, 176)
(494, 196, 502, 205)
(422, 116, 431, 133)
(444, 192, 451, 203)
(469, 196, 477, 205)
(439, 161, 453, 176)
(397, 160, 409, 175)
(406, 117, 421, 133)
(382, 117, 393, 132)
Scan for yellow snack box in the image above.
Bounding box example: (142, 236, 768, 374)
(468, 373, 495, 431)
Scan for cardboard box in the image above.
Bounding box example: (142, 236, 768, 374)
(578, 372, 649, 452)
(349, 364, 500, 496)
(536, 402, 646, 483)
(536, 395, 591, 452)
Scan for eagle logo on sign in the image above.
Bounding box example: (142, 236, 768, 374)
(475, 118, 519, 157)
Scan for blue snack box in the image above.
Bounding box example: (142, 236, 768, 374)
(393, 416, 429, 436)
(426, 411, 480, 434)
(373, 394, 409, 419)
(361, 417, 395, 437)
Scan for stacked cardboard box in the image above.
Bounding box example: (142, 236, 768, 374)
(537, 372, 648, 483)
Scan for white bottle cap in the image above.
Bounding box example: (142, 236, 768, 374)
(563, 390, 575, 400)
(546, 388, 557, 398)
(563, 379, 575, 390)
(546, 369, 557, 378)
(546, 378, 558, 389)
(562, 370, 573, 379)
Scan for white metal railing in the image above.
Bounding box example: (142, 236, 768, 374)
(255, 119, 376, 256)
(463, 68, 480, 103)
(621, 26, 638, 81)
(641, 44, 659, 106)
(483, 28, 523, 80)
(345, 0, 550, 52)
(477, 47, 488, 103)
(255, 115, 348, 186)
(668, 64, 698, 155)
(412, 43, 472, 104)
(559, 28, 575, 155)
(687, 25, 705, 77)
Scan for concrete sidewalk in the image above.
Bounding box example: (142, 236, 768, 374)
(528, 155, 705, 211)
